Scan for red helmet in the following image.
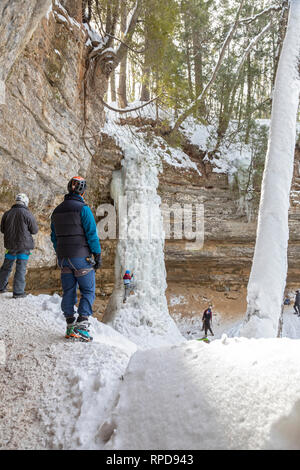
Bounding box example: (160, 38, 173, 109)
(67, 176, 86, 195)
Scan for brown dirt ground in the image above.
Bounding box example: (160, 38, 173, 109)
(166, 285, 247, 321)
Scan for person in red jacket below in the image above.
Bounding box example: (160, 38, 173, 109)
(123, 270, 134, 303)
(202, 306, 214, 337)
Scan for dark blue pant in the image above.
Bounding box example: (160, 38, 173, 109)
(0, 251, 29, 294)
(58, 257, 95, 319)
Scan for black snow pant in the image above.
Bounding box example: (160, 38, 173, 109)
(203, 320, 214, 336)
(294, 303, 300, 315)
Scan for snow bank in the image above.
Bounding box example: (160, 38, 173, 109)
(106, 335, 300, 450)
(2, 293, 300, 450)
(181, 116, 253, 179)
(0, 293, 136, 450)
(37, 295, 137, 449)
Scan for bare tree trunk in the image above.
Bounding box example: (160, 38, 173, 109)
(105, 0, 120, 49)
(140, 3, 151, 102)
(192, 23, 206, 115)
(118, 1, 128, 108)
(110, 70, 117, 102)
(184, 30, 194, 100)
(140, 59, 151, 101)
(130, 60, 136, 101)
(245, 53, 252, 144)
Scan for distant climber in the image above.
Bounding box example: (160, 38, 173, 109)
(202, 306, 214, 337)
(51, 176, 101, 342)
(294, 290, 300, 316)
(123, 270, 134, 303)
(0, 193, 38, 298)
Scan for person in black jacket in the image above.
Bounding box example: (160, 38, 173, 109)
(0, 193, 38, 298)
(51, 176, 101, 342)
(202, 306, 214, 337)
(294, 290, 300, 315)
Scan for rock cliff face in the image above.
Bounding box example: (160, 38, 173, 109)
(0, 0, 122, 300)
(0, 0, 52, 82)
(0, 0, 299, 318)
(163, 143, 300, 317)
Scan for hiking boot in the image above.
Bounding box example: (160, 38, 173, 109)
(65, 318, 78, 339)
(73, 319, 93, 342)
(13, 292, 28, 299)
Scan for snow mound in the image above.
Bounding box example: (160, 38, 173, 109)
(106, 296, 185, 349)
(0, 293, 136, 450)
(105, 336, 300, 450)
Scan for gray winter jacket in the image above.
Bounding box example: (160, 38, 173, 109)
(1, 204, 38, 252)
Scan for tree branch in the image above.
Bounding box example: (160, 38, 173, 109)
(236, 22, 272, 78)
(99, 94, 163, 114)
(239, 4, 283, 25)
(103, 32, 145, 55)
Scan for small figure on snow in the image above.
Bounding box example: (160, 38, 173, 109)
(123, 270, 134, 303)
(51, 176, 101, 342)
(202, 305, 214, 337)
(294, 290, 300, 316)
(0, 194, 38, 298)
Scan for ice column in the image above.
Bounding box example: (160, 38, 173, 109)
(103, 144, 183, 348)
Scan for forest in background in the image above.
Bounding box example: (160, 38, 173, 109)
(82, 0, 288, 133)
(80, 0, 294, 203)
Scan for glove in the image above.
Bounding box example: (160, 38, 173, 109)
(93, 253, 102, 270)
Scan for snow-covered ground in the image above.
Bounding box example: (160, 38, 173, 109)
(106, 332, 300, 450)
(0, 293, 136, 450)
(1, 292, 300, 450)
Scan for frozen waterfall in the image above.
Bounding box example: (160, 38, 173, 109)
(102, 141, 184, 349)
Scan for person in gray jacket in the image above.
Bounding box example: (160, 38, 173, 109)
(0, 194, 38, 298)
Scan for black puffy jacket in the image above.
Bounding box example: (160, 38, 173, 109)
(51, 194, 91, 258)
(1, 204, 38, 251)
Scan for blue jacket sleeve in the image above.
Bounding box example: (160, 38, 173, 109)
(50, 221, 57, 252)
(81, 205, 101, 254)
